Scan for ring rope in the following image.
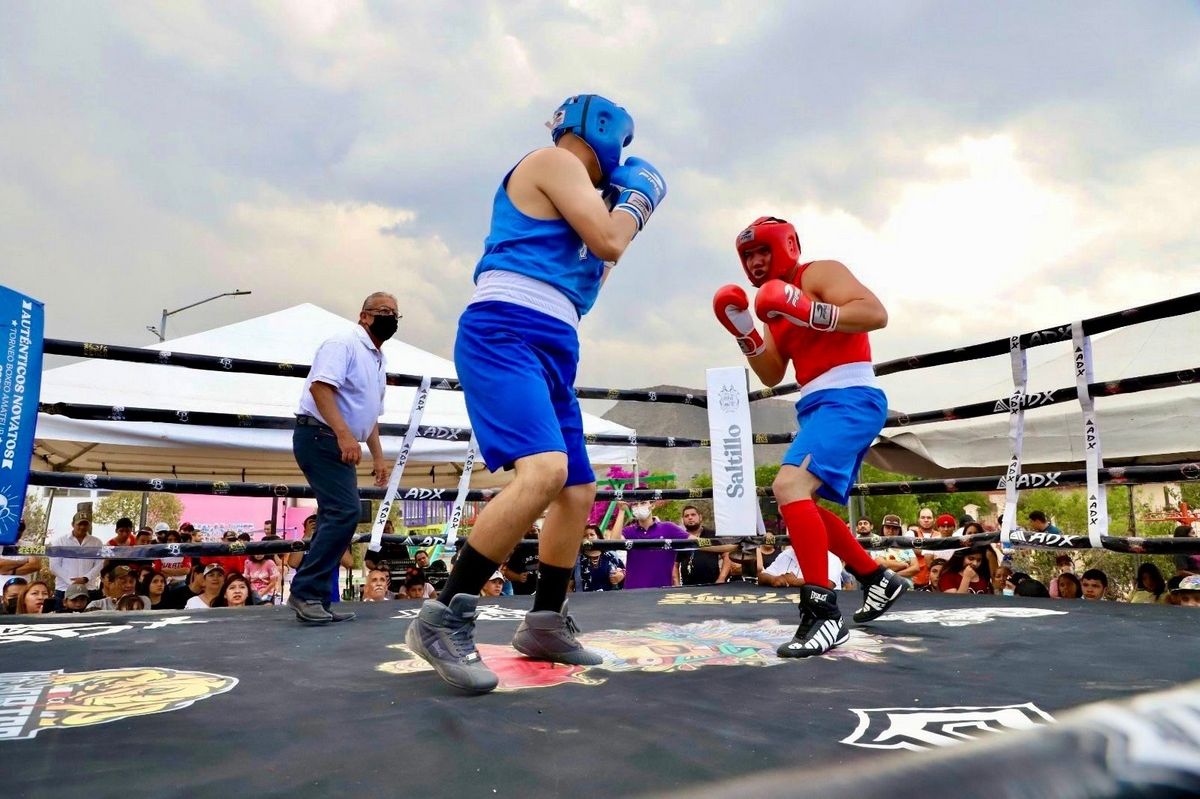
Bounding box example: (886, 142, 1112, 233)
(749, 289, 1200, 401)
(42, 339, 706, 406)
(26, 460, 1200, 501)
(10, 529, 1200, 562)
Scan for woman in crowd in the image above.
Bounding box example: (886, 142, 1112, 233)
(243, 552, 281, 605)
(1129, 563, 1169, 604)
(1056, 572, 1083, 599)
(185, 564, 226, 609)
(938, 546, 993, 594)
(213, 573, 252, 608)
(138, 570, 169, 610)
(16, 580, 51, 614)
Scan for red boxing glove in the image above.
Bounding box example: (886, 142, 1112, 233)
(754, 279, 839, 332)
(712, 284, 766, 357)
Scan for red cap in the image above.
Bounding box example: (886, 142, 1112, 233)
(935, 514, 956, 528)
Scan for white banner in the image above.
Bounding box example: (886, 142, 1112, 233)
(706, 367, 757, 535)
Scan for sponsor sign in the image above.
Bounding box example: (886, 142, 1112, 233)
(0, 287, 43, 545)
(706, 367, 756, 535)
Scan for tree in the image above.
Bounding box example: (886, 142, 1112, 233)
(21, 492, 49, 543)
(94, 492, 184, 529)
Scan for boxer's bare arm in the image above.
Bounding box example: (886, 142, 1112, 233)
(800, 260, 888, 333)
(508, 148, 638, 262)
(747, 327, 788, 387)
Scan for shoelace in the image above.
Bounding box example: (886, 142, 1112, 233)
(563, 614, 582, 636)
(444, 617, 479, 661)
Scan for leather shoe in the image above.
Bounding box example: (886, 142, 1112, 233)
(287, 595, 332, 624)
(327, 606, 356, 623)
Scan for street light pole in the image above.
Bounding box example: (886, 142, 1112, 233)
(148, 290, 252, 341)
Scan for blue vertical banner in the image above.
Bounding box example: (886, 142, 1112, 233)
(0, 286, 44, 545)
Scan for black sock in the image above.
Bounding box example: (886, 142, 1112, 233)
(438, 543, 500, 605)
(532, 564, 572, 612)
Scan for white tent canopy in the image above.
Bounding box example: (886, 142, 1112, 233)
(33, 304, 636, 488)
(870, 311, 1200, 477)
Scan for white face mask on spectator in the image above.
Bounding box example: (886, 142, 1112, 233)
(631, 504, 652, 521)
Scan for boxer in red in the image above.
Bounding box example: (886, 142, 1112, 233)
(713, 217, 908, 656)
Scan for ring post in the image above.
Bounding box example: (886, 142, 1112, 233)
(999, 336, 1029, 545)
(369, 375, 431, 552)
(0, 286, 44, 546)
(706, 367, 757, 536)
(440, 434, 477, 557)
(1073, 323, 1109, 548)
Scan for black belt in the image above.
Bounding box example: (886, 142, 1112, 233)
(295, 415, 332, 431)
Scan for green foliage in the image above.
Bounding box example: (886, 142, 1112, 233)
(93, 492, 183, 529)
(21, 492, 49, 541)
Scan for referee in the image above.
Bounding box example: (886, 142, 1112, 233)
(288, 292, 398, 624)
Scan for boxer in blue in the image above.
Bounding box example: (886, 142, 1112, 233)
(406, 94, 667, 693)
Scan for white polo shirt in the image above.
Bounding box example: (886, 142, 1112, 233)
(297, 324, 387, 441)
(48, 533, 104, 591)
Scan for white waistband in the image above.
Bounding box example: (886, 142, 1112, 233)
(799, 361, 880, 399)
(470, 270, 579, 328)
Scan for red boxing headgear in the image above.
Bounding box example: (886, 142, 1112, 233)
(735, 216, 801, 287)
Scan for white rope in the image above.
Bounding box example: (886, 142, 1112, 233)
(1073, 322, 1109, 547)
(1000, 336, 1029, 545)
(440, 433, 478, 555)
(368, 376, 431, 552)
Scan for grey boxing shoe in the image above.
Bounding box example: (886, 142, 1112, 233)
(511, 600, 603, 666)
(405, 594, 499, 694)
(853, 567, 910, 624)
(777, 584, 849, 658)
(287, 594, 333, 624)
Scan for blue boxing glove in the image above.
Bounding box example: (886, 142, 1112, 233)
(608, 156, 667, 231)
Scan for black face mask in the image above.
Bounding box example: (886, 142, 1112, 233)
(368, 315, 398, 342)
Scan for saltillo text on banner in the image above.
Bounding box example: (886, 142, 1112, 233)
(706, 367, 757, 535)
(0, 286, 45, 545)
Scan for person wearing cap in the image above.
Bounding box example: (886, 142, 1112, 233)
(574, 532, 625, 593)
(200, 530, 248, 575)
(161, 563, 207, 610)
(185, 564, 227, 609)
(480, 571, 506, 598)
(873, 514, 921, 581)
(933, 513, 957, 537)
(290, 292, 396, 625)
(86, 563, 151, 611)
(58, 583, 92, 613)
(49, 513, 104, 605)
(1171, 575, 1200, 607)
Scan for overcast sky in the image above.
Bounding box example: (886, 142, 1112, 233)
(4, 1, 1198, 414)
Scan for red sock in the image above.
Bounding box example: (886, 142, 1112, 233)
(779, 499, 828, 587)
(817, 506, 879, 577)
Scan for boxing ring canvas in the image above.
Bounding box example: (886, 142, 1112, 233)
(1, 585, 1194, 797)
(33, 303, 637, 485)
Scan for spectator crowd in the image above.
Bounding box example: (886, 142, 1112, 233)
(4, 504, 1199, 616)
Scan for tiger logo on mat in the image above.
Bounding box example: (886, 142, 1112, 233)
(379, 619, 923, 691)
(0, 667, 237, 741)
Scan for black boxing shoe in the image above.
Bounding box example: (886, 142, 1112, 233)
(777, 584, 848, 658)
(853, 567, 910, 624)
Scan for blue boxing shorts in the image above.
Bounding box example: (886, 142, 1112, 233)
(454, 300, 595, 487)
(781, 386, 888, 506)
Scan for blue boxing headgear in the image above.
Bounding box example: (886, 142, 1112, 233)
(549, 94, 634, 178)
